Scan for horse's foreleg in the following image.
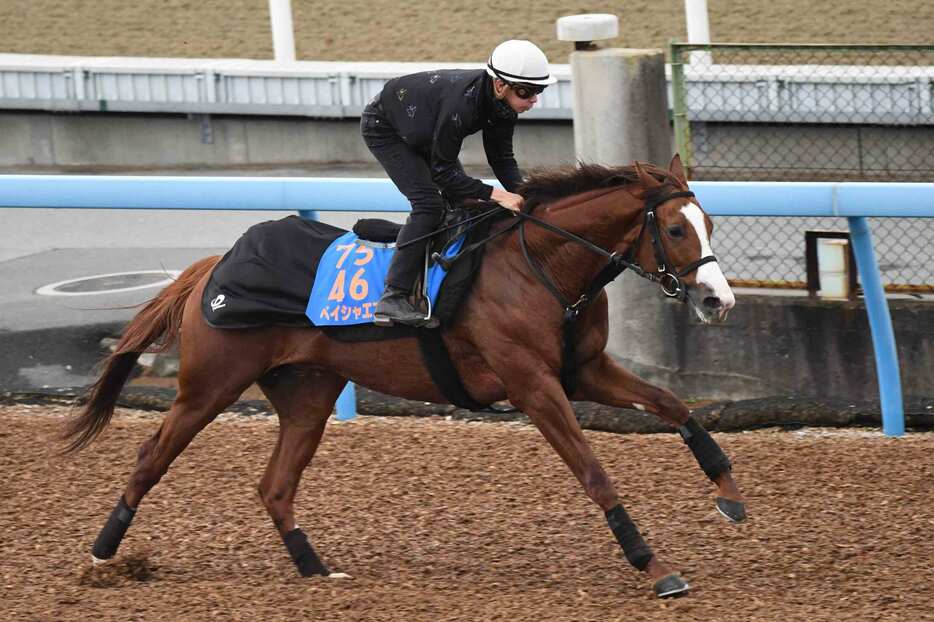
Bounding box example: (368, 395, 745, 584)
(505, 372, 688, 597)
(573, 353, 746, 522)
(257, 365, 348, 579)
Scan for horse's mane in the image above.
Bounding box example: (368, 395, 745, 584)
(517, 162, 677, 211)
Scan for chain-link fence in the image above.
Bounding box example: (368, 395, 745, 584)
(670, 43, 934, 292)
(712, 216, 932, 294)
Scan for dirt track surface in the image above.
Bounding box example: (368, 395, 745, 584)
(1, 1, 931, 62)
(2, 405, 933, 621)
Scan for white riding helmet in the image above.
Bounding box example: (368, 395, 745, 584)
(486, 40, 557, 86)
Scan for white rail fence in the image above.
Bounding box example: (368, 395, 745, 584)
(1, 53, 932, 123)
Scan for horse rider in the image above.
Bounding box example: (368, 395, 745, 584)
(361, 39, 557, 327)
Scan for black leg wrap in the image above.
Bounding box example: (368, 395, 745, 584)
(605, 504, 653, 571)
(283, 528, 330, 577)
(91, 495, 137, 560)
(678, 418, 732, 481)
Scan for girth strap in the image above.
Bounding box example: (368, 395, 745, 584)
(561, 312, 577, 397)
(560, 254, 630, 396)
(416, 327, 517, 413)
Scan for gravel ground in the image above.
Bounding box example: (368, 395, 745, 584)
(1, 405, 932, 621)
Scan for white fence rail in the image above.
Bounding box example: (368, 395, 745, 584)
(1, 53, 931, 124)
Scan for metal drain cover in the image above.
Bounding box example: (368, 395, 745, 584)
(36, 270, 182, 296)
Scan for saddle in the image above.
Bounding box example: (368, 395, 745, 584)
(202, 205, 501, 340)
(349, 204, 477, 308)
(202, 205, 507, 411)
(351, 218, 403, 244)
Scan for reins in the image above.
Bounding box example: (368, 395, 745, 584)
(396, 205, 506, 251)
(512, 189, 715, 395)
(416, 187, 718, 399)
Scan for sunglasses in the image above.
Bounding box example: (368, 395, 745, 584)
(510, 83, 546, 100)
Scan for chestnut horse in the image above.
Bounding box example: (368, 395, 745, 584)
(64, 154, 745, 598)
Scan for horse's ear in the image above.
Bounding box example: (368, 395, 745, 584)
(634, 161, 661, 188)
(668, 153, 688, 186)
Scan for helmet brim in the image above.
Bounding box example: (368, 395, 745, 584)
(521, 75, 558, 86)
(486, 66, 557, 86)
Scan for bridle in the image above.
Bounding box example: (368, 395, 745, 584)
(423, 187, 719, 398)
(515, 188, 718, 396)
(517, 189, 717, 308)
(623, 190, 719, 300)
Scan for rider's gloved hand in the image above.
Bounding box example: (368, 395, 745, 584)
(491, 188, 525, 213)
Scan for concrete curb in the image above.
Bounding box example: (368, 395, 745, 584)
(3, 385, 933, 433)
(0, 322, 127, 389)
(3, 322, 932, 433)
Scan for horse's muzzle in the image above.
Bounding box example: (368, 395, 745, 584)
(688, 282, 734, 324)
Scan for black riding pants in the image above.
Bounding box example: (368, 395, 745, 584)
(361, 101, 447, 292)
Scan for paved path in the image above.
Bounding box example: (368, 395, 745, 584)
(0, 165, 408, 388)
(0, 165, 405, 331)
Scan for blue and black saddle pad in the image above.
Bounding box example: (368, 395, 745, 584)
(306, 230, 462, 326)
(202, 214, 493, 341)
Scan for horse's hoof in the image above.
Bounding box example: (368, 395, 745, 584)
(91, 555, 111, 566)
(715, 496, 747, 523)
(327, 572, 352, 580)
(653, 574, 690, 598)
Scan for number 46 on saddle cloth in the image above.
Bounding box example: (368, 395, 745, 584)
(306, 231, 465, 326)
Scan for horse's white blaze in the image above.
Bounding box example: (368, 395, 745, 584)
(681, 204, 735, 315)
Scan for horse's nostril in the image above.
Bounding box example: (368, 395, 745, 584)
(703, 296, 722, 309)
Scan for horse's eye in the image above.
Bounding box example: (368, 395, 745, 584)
(667, 225, 684, 239)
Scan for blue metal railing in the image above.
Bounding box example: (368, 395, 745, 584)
(4, 175, 933, 435)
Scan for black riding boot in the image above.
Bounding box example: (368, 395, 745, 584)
(375, 218, 436, 327)
(373, 286, 431, 327)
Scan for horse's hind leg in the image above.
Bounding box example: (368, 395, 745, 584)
(573, 353, 746, 523)
(91, 337, 269, 564)
(257, 365, 348, 579)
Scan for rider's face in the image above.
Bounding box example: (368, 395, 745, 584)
(493, 79, 540, 114)
(504, 86, 539, 113)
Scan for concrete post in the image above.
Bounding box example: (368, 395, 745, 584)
(268, 0, 297, 63)
(684, 0, 713, 65)
(569, 47, 678, 391)
(570, 49, 672, 167)
(685, 0, 711, 45)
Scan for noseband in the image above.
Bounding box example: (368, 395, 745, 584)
(427, 189, 719, 397)
(515, 189, 718, 396)
(628, 190, 719, 300)
(517, 189, 717, 307)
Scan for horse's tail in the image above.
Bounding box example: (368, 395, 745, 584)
(61, 256, 221, 454)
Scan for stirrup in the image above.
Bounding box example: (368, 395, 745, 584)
(373, 293, 437, 328)
(373, 314, 438, 328)
(372, 312, 395, 327)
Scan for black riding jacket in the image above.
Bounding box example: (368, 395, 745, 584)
(377, 69, 524, 201)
